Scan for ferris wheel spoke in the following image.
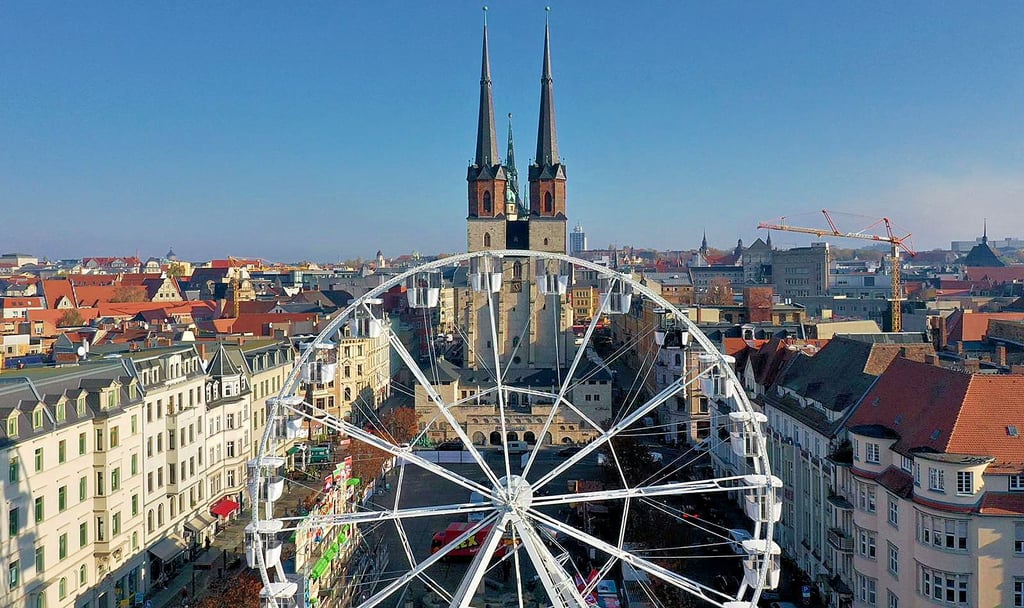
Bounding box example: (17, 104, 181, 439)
(484, 278, 514, 483)
(384, 333, 502, 488)
(533, 372, 701, 491)
(527, 511, 735, 606)
(289, 500, 498, 530)
(522, 300, 606, 479)
(285, 403, 492, 497)
(448, 511, 513, 608)
(355, 514, 501, 608)
(531, 475, 769, 508)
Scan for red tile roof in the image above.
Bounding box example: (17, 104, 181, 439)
(964, 267, 1024, 285)
(847, 357, 1024, 471)
(944, 310, 1024, 343)
(978, 492, 1024, 516)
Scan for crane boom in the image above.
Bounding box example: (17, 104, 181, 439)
(757, 210, 915, 332)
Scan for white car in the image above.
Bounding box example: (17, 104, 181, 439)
(727, 528, 752, 554)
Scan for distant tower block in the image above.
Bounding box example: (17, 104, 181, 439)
(570, 223, 587, 255)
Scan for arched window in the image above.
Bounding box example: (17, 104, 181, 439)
(483, 191, 492, 214)
(544, 192, 553, 213)
(484, 233, 491, 247)
(513, 261, 523, 279)
(59, 577, 68, 599)
(344, 387, 351, 400)
(147, 510, 154, 532)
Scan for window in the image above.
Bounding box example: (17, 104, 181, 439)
(866, 442, 880, 464)
(58, 486, 67, 511)
(131, 453, 138, 476)
(8, 560, 18, 590)
(918, 513, 968, 551)
(887, 590, 898, 608)
(79, 476, 87, 501)
(34, 447, 43, 472)
(112, 512, 121, 536)
(920, 567, 968, 605)
(857, 483, 876, 513)
(79, 564, 87, 586)
(227, 441, 235, 458)
(1015, 578, 1024, 608)
(1011, 475, 1024, 492)
(1015, 522, 1024, 555)
(914, 462, 921, 486)
(901, 455, 913, 473)
(858, 529, 877, 558)
(110, 426, 119, 448)
(6, 415, 16, 438)
(8, 507, 19, 537)
(928, 467, 945, 492)
(96, 516, 105, 541)
(95, 429, 104, 451)
(32, 408, 43, 429)
(34, 497, 44, 523)
(132, 494, 139, 517)
(956, 471, 973, 495)
(59, 577, 68, 600)
(96, 471, 104, 496)
(888, 499, 899, 528)
(111, 468, 121, 492)
(59, 533, 67, 560)
(8, 456, 18, 483)
(34, 545, 44, 573)
(856, 573, 876, 606)
(131, 414, 137, 434)
(887, 542, 899, 575)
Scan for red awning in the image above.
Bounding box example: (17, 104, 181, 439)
(210, 497, 240, 519)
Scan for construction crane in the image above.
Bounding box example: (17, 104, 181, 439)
(758, 209, 916, 332)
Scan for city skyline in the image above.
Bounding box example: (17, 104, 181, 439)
(2, 1, 1023, 262)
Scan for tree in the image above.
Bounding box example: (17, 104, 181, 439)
(57, 309, 84, 327)
(380, 407, 418, 444)
(344, 436, 387, 487)
(166, 262, 187, 278)
(702, 277, 734, 306)
(110, 285, 147, 302)
(194, 570, 263, 608)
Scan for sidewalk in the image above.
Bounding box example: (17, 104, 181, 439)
(151, 478, 320, 608)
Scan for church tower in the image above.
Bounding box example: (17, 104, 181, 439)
(527, 18, 568, 254)
(466, 15, 508, 253)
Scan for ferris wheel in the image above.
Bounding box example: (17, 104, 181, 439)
(246, 250, 781, 608)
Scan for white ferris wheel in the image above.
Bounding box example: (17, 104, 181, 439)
(246, 250, 781, 608)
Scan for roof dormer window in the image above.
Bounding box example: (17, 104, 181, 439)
(7, 414, 18, 438)
(32, 407, 44, 430)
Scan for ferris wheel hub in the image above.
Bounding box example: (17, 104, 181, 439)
(496, 475, 533, 511)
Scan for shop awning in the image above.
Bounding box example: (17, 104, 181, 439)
(323, 543, 339, 562)
(309, 556, 330, 580)
(148, 535, 188, 562)
(184, 512, 217, 534)
(210, 497, 240, 518)
(286, 445, 302, 455)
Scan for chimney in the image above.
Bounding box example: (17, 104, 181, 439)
(924, 353, 941, 367)
(996, 345, 1008, 367)
(963, 358, 981, 374)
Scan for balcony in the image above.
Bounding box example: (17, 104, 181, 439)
(827, 528, 853, 553)
(827, 494, 854, 511)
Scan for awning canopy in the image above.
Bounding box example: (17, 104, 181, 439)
(148, 535, 188, 562)
(309, 556, 330, 580)
(286, 445, 302, 455)
(210, 497, 240, 519)
(184, 513, 217, 534)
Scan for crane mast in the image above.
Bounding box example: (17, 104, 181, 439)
(758, 210, 915, 332)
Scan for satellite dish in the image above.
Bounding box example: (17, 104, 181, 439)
(76, 346, 86, 357)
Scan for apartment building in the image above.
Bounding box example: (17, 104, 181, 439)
(773, 243, 831, 299)
(0, 339, 294, 608)
(1, 361, 148, 608)
(759, 337, 933, 604)
(840, 358, 1024, 608)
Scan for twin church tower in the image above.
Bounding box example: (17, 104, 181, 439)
(466, 15, 568, 255)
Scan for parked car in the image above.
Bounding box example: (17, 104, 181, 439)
(558, 445, 583, 457)
(436, 440, 465, 451)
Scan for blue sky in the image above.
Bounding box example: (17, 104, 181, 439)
(2, 1, 1022, 262)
